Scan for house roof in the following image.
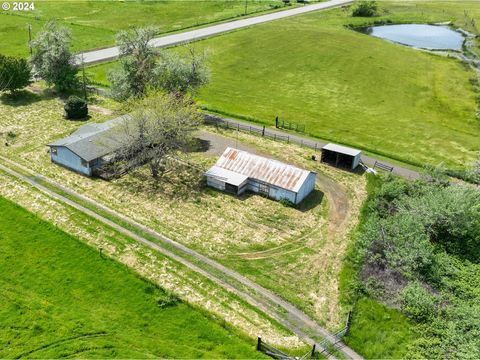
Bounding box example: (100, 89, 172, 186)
(48, 115, 130, 162)
(322, 143, 362, 157)
(210, 147, 315, 193)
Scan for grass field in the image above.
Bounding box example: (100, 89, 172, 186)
(0, 195, 264, 358)
(88, 1, 480, 169)
(0, 88, 366, 331)
(0, 0, 284, 57)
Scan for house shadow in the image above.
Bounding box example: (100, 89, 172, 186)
(1, 90, 41, 107)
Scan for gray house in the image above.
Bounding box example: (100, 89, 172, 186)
(206, 147, 316, 205)
(47, 116, 129, 176)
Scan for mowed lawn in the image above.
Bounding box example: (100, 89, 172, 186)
(0, 0, 283, 57)
(191, 2, 480, 169)
(0, 196, 262, 358)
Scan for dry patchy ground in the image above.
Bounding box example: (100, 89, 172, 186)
(0, 90, 366, 330)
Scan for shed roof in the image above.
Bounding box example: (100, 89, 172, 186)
(205, 166, 249, 186)
(211, 147, 314, 193)
(48, 115, 130, 162)
(322, 143, 362, 157)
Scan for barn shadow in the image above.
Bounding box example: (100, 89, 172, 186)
(296, 189, 324, 212)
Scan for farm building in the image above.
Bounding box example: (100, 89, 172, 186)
(47, 116, 129, 176)
(206, 147, 316, 204)
(321, 143, 362, 170)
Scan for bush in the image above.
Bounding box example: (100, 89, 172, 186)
(400, 282, 437, 322)
(352, 0, 378, 17)
(64, 96, 88, 120)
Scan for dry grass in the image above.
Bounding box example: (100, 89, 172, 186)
(0, 89, 367, 330)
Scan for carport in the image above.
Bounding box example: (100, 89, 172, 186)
(321, 143, 362, 170)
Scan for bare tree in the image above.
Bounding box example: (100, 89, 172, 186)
(112, 92, 201, 178)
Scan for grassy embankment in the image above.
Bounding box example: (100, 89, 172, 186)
(0, 195, 265, 358)
(0, 0, 284, 57)
(89, 1, 480, 169)
(0, 89, 366, 332)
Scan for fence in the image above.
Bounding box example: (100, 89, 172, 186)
(277, 118, 306, 133)
(257, 312, 352, 360)
(204, 114, 321, 151)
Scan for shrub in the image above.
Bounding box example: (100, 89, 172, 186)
(400, 282, 437, 322)
(64, 96, 88, 120)
(352, 0, 378, 17)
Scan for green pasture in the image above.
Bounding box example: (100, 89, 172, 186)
(87, 1, 480, 169)
(0, 0, 284, 57)
(0, 196, 262, 358)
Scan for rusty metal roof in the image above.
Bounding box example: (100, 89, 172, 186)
(213, 147, 314, 192)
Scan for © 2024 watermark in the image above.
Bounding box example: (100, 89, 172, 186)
(2, 1, 35, 11)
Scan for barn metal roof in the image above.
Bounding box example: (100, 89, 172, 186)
(322, 143, 362, 157)
(48, 116, 130, 162)
(205, 166, 249, 186)
(211, 147, 314, 193)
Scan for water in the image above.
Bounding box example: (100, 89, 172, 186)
(362, 24, 465, 51)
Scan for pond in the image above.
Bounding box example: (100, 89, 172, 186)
(360, 24, 465, 51)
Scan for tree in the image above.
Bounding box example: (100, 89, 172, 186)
(153, 46, 209, 95)
(352, 0, 378, 17)
(108, 27, 210, 100)
(109, 27, 158, 100)
(0, 55, 32, 94)
(30, 20, 78, 92)
(112, 92, 201, 178)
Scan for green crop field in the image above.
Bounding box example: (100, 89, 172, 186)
(0, 195, 262, 358)
(0, 0, 284, 57)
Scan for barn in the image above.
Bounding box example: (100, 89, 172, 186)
(206, 147, 316, 204)
(321, 143, 362, 170)
(47, 116, 129, 176)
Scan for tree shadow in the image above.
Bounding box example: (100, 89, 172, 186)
(0, 90, 42, 107)
(187, 138, 211, 153)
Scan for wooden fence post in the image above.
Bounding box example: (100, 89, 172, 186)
(257, 337, 262, 351)
(262, 126, 265, 137)
(311, 344, 316, 358)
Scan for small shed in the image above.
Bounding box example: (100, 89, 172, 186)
(321, 143, 362, 170)
(206, 147, 316, 205)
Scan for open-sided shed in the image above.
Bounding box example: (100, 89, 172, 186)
(321, 143, 362, 170)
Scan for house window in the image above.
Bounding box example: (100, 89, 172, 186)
(259, 183, 269, 196)
(81, 159, 88, 168)
(51, 147, 57, 155)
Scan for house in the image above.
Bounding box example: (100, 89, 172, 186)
(206, 147, 316, 204)
(321, 143, 362, 170)
(47, 116, 129, 176)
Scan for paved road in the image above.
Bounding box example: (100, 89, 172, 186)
(77, 0, 353, 64)
(204, 114, 421, 180)
(0, 155, 363, 360)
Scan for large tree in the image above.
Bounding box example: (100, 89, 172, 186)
(109, 27, 158, 100)
(30, 21, 78, 92)
(0, 55, 32, 94)
(153, 46, 209, 95)
(109, 27, 209, 101)
(112, 92, 201, 178)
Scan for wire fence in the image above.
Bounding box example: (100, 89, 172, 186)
(204, 114, 321, 152)
(257, 312, 353, 360)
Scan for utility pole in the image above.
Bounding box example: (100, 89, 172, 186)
(81, 55, 87, 101)
(28, 24, 32, 56)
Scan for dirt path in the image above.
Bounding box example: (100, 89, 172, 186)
(0, 155, 363, 360)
